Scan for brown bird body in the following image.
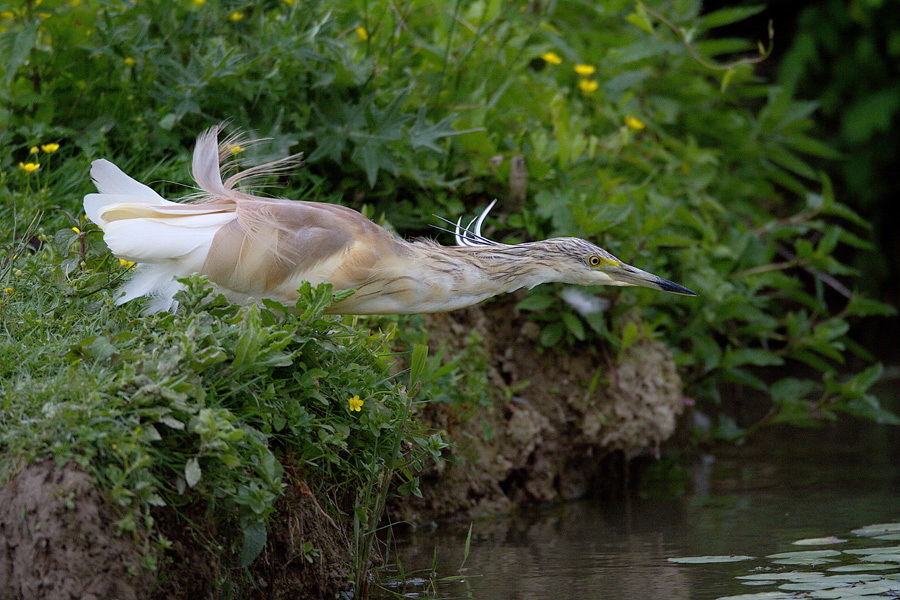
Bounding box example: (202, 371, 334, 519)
(84, 127, 695, 314)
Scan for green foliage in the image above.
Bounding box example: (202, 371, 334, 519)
(0, 227, 440, 576)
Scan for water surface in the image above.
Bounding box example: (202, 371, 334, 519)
(380, 387, 900, 599)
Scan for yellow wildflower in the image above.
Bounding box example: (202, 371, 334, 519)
(29, 146, 39, 155)
(540, 51, 562, 65)
(348, 395, 364, 412)
(70, 0, 83, 7)
(0, 11, 13, 19)
(4, 288, 12, 294)
(283, 0, 294, 5)
(19, 162, 40, 174)
(229, 11, 244, 22)
(191, 0, 206, 5)
(355, 26, 368, 41)
(71, 227, 81, 234)
(41, 143, 60, 153)
(123, 56, 135, 67)
(574, 64, 595, 76)
(119, 258, 136, 268)
(228, 144, 245, 155)
(38, 12, 51, 19)
(578, 79, 598, 94)
(625, 116, 646, 130)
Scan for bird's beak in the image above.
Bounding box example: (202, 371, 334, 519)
(607, 263, 698, 296)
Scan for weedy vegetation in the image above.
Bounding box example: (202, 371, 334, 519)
(0, 0, 896, 592)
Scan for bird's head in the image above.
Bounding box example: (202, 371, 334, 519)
(533, 238, 697, 296)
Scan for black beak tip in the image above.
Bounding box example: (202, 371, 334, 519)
(656, 277, 698, 297)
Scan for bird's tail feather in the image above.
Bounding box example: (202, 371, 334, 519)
(190, 124, 304, 203)
(84, 125, 303, 312)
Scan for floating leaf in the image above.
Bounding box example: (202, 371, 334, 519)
(668, 555, 755, 564)
(738, 571, 824, 581)
(858, 554, 900, 563)
(844, 545, 900, 555)
(851, 523, 900, 537)
(792, 537, 847, 546)
(715, 592, 795, 600)
(827, 563, 899, 572)
(768, 550, 841, 560)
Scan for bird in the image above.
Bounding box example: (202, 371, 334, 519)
(83, 126, 696, 315)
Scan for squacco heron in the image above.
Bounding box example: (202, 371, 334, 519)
(83, 126, 696, 314)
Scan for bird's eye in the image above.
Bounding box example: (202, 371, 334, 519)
(588, 255, 602, 267)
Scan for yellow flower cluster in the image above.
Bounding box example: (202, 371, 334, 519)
(355, 26, 369, 41)
(18, 142, 60, 174)
(348, 395, 364, 412)
(540, 54, 599, 95)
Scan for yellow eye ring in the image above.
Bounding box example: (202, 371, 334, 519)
(588, 255, 602, 267)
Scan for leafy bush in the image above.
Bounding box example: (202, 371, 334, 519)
(0, 224, 445, 575)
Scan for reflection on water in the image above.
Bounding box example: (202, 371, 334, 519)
(379, 387, 900, 599)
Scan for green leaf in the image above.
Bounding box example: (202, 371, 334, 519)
(697, 5, 765, 30)
(626, 8, 654, 35)
(620, 321, 639, 351)
(770, 377, 817, 405)
(239, 520, 268, 568)
(516, 293, 555, 311)
(844, 296, 897, 317)
(0, 21, 39, 85)
(722, 348, 784, 368)
(540, 322, 564, 347)
(184, 457, 202, 488)
(408, 343, 428, 391)
(561, 312, 585, 341)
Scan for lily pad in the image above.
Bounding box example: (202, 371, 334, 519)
(737, 571, 824, 581)
(843, 544, 900, 555)
(767, 550, 842, 560)
(851, 523, 900, 537)
(808, 582, 898, 599)
(779, 580, 852, 591)
(715, 593, 796, 600)
(668, 555, 756, 564)
(857, 553, 900, 563)
(793, 536, 847, 546)
(771, 558, 837, 566)
(827, 563, 899, 572)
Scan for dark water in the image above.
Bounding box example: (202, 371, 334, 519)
(378, 385, 900, 599)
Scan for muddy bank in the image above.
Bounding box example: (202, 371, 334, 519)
(0, 460, 148, 600)
(392, 298, 686, 524)
(0, 461, 356, 600)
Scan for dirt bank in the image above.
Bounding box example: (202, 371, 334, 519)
(392, 298, 686, 524)
(0, 460, 148, 600)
